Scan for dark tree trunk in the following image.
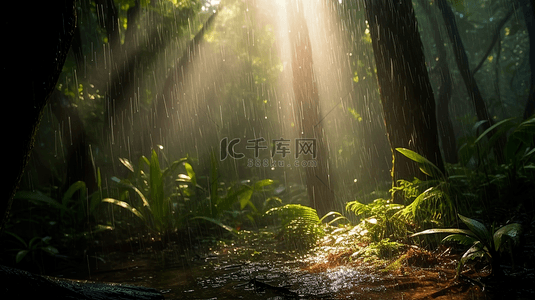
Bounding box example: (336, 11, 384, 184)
(364, 0, 445, 203)
(521, 0, 535, 119)
(437, 0, 506, 163)
(0, 3, 163, 298)
(1, 0, 77, 234)
(286, 0, 335, 215)
(419, 0, 458, 164)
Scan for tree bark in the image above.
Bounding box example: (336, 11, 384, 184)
(419, 0, 458, 164)
(286, 0, 335, 215)
(364, 0, 445, 203)
(521, 0, 535, 119)
(1, 0, 77, 234)
(437, 0, 505, 163)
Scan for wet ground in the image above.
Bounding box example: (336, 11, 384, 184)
(64, 230, 534, 300)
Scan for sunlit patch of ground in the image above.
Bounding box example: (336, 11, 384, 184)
(304, 244, 490, 299)
(72, 224, 533, 299)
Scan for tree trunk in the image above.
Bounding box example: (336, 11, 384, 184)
(419, 0, 458, 164)
(1, 0, 77, 234)
(364, 0, 445, 203)
(286, 0, 335, 215)
(521, 0, 535, 119)
(437, 0, 506, 163)
(0, 3, 163, 298)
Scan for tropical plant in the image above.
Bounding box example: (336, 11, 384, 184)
(411, 214, 522, 277)
(265, 204, 325, 251)
(104, 149, 275, 235)
(392, 148, 456, 229)
(12, 176, 111, 241)
(345, 198, 405, 242)
(459, 117, 535, 170)
(184, 152, 275, 232)
(102, 149, 188, 234)
(3, 233, 58, 272)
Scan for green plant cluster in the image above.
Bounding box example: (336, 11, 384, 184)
(412, 214, 522, 277)
(2, 177, 111, 271)
(103, 149, 275, 236)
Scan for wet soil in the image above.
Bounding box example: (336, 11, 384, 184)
(65, 232, 534, 300)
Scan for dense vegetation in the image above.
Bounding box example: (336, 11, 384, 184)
(1, 0, 534, 297)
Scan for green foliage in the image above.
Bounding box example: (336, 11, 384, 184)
(396, 148, 445, 178)
(411, 214, 522, 277)
(14, 180, 102, 227)
(459, 117, 535, 169)
(346, 198, 405, 242)
(103, 149, 187, 233)
(105, 149, 274, 235)
(12, 177, 111, 242)
(353, 238, 404, 260)
(265, 204, 324, 251)
(392, 149, 457, 229)
(4, 233, 58, 264)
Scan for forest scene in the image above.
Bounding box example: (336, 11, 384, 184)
(1, 0, 534, 299)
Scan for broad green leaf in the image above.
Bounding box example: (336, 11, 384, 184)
(472, 120, 488, 133)
(442, 234, 477, 246)
(239, 187, 254, 210)
(162, 158, 188, 178)
(410, 228, 476, 238)
(14, 191, 66, 211)
(254, 179, 274, 190)
(473, 118, 513, 144)
(192, 216, 238, 235)
(16, 250, 29, 263)
(28, 236, 41, 249)
(395, 148, 443, 177)
(62, 181, 87, 208)
(458, 214, 491, 246)
(41, 245, 59, 256)
(102, 198, 146, 221)
(5, 231, 28, 248)
(184, 162, 197, 188)
(119, 157, 134, 172)
(111, 177, 150, 208)
(493, 223, 521, 251)
(523, 148, 535, 160)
